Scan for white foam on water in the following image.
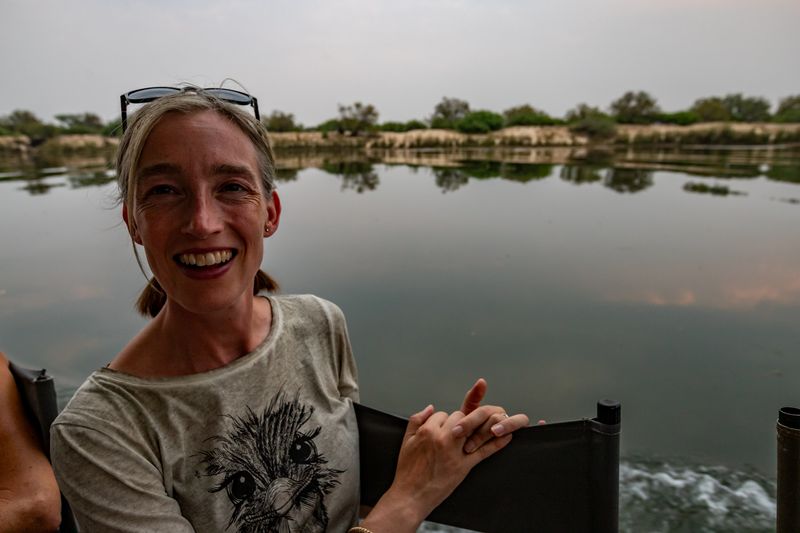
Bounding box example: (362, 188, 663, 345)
(620, 459, 776, 532)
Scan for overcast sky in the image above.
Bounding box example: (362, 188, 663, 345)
(1, 0, 798, 126)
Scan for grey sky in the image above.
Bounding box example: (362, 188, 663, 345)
(1, 0, 798, 126)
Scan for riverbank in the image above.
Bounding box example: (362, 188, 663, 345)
(2, 123, 799, 168)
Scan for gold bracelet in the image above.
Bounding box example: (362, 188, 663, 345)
(348, 527, 374, 533)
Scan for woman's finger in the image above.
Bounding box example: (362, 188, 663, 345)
(451, 405, 516, 437)
(462, 412, 529, 454)
(459, 378, 487, 415)
(405, 404, 434, 438)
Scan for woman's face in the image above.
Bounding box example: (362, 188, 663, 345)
(123, 110, 279, 315)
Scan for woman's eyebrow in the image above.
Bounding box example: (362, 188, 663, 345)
(212, 163, 256, 178)
(137, 163, 181, 180)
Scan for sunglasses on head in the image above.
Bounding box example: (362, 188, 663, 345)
(119, 86, 260, 132)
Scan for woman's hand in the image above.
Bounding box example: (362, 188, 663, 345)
(362, 404, 513, 533)
(454, 378, 530, 454)
(361, 379, 530, 533)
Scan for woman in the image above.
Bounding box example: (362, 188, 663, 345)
(51, 87, 528, 532)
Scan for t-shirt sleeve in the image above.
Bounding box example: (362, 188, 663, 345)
(337, 325, 359, 403)
(51, 422, 195, 532)
(321, 298, 360, 403)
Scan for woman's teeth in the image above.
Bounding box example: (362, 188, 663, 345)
(178, 250, 233, 267)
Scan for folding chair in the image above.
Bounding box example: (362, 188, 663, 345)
(8, 362, 79, 533)
(355, 400, 621, 533)
(12, 359, 621, 533)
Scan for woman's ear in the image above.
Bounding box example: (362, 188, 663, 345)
(122, 204, 143, 245)
(264, 190, 282, 237)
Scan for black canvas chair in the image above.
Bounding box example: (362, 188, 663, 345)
(8, 362, 79, 533)
(11, 360, 622, 533)
(355, 400, 621, 533)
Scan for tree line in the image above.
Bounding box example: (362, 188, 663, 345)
(2, 91, 799, 143)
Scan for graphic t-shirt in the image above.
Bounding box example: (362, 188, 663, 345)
(51, 295, 360, 532)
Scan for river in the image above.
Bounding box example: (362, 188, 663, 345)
(1, 146, 798, 531)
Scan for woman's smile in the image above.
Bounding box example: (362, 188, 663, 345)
(175, 248, 238, 280)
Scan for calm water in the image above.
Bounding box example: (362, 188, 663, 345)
(1, 146, 799, 531)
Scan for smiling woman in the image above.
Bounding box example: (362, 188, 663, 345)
(48, 87, 528, 533)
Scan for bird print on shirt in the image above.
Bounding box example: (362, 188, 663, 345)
(196, 395, 343, 532)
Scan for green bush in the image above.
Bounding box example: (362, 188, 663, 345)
(609, 91, 661, 124)
(773, 95, 800, 123)
(569, 116, 617, 140)
(379, 120, 428, 132)
(264, 111, 300, 132)
(404, 120, 427, 131)
(455, 110, 504, 134)
(691, 94, 771, 122)
(430, 116, 455, 129)
(317, 118, 343, 133)
(691, 97, 730, 122)
(55, 113, 105, 134)
(503, 105, 560, 126)
(656, 111, 700, 125)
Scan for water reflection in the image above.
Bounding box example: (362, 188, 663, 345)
(20, 179, 65, 195)
(603, 167, 654, 193)
(2, 146, 800, 196)
(320, 161, 380, 193)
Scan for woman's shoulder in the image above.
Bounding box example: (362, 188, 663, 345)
(271, 293, 347, 325)
(52, 368, 152, 432)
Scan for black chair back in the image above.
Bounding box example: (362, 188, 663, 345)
(355, 400, 621, 533)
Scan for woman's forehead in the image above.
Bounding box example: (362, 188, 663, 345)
(140, 110, 258, 165)
(147, 109, 249, 141)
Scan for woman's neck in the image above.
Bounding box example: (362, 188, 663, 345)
(110, 295, 272, 378)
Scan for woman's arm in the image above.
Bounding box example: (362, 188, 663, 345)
(0, 352, 62, 533)
(50, 421, 196, 533)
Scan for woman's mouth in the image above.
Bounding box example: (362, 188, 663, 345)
(176, 250, 236, 269)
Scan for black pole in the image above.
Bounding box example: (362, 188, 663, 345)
(777, 407, 800, 533)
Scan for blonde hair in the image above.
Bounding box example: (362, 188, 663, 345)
(117, 91, 278, 317)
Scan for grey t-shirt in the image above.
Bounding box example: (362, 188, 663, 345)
(51, 294, 360, 532)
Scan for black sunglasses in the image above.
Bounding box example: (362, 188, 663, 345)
(120, 86, 260, 132)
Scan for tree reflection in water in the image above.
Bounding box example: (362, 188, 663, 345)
(604, 167, 654, 193)
(3, 147, 800, 197)
(432, 167, 469, 193)
(321, 161, 380, 193)
(560, 165, 604, 185)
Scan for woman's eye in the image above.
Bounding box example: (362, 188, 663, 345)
(221, 182, 247, 193)
(146, 184, 176, 196)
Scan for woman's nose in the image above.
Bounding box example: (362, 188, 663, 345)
(182, 195, 223, 238)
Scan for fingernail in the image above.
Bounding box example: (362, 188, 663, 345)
(464, 441, 476, 454)
(451, 425, 464, 437)
(491, 424, 506, 436)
